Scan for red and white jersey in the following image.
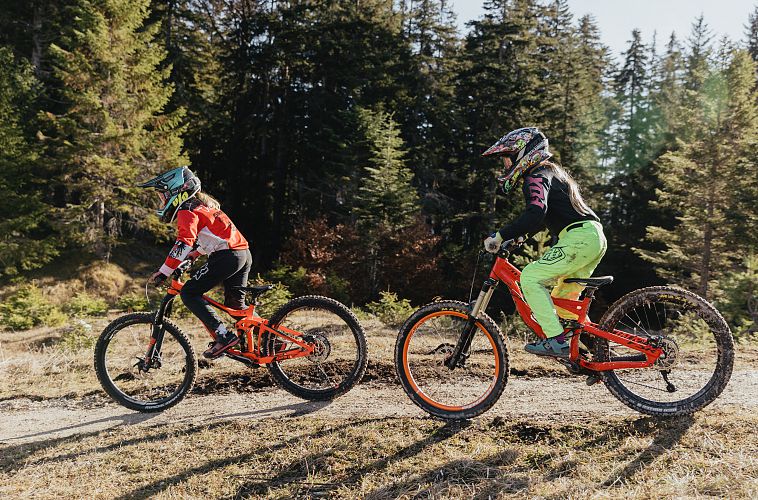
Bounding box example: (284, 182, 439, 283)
(159, 202, 248, 276)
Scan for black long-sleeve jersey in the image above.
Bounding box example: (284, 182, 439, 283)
(498, 165, 599, 241)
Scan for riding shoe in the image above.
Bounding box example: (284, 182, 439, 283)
(203, 332, 239, 359)
(524, 336, 570, 359)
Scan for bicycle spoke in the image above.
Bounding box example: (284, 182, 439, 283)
(268, 301, 365, 396)
(316, 364, 334, 387)
(96, 313, 195, 412)
(617, 376, 669, 393)
(598, 289, 731, 413)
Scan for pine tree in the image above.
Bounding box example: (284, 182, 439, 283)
(43, 0, 187, 257)
(0, 48, 57, 275)
(613, 29, 653, 174)
(535, 0, 575, 156)
(453, 0, 542, 249)
(542, 12, 608, 179)
(639, 50, 757, 299)
(747, 6, 758, 68)
(400, 0, 461, 213)
(0, 0, 65, 78)
(353, 108, 419, 231)
(744, 7, 758, 87)
(649, 32, 685, 150)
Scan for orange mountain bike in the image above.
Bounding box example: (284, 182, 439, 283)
(95, 261, 368, 412)
(394, 239, 734, 420)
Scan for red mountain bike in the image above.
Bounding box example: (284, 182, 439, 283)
(394, 240, 734, 420)
(95, 261, 368, 412)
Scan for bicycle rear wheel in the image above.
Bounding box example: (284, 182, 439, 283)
(265, 296, 367, 400)
(394, 300, 508, 420)
(94, 313, 197, 412)
(595, 286, 734, 416)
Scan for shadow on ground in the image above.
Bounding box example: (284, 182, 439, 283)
(1, 410, 700, 498)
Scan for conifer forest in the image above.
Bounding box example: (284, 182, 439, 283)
(1, 0, 756, 337)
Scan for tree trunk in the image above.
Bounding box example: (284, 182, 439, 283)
(31, 2, 43, 76)
(272, 66, 290, 264)
(700, 164, 715, 298)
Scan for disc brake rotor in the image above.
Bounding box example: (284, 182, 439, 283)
(653, 337, 680, 370)
(303, 330, 331, 363)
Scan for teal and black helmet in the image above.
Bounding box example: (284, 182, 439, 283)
(138, 166, 201, 222)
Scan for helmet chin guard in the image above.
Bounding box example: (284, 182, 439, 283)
(138, 166, 201, 222)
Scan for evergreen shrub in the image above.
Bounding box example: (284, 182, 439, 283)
(115, 292, 151, 312)
(714, 254, 758, 339)
(0, 284, 67, 330)
(254, 280, 293, 318)
(363, 291, 414, 327)
(265, 265, 309, 296)
(64, 291, 108, 317)
(59, 319, 96, 351)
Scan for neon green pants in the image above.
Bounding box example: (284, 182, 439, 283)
(520, 221, 607, 338)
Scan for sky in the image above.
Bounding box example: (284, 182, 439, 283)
(451, 0, 756, 59)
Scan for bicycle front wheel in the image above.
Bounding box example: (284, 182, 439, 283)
(395, 300, 508, 420)
(265, 296, 368, 400)
(94, 313, 197, 412)
(595, 286, 734, 416)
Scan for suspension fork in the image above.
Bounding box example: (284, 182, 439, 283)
(145, 295, 175, 364)
(444, 278, 498, 369)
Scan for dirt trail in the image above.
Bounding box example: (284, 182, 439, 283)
(2, 370, 756, 446)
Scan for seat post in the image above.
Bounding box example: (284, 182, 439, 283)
(579, 286, 598, 301)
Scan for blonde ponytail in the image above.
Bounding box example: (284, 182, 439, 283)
(196, 191, 221, 210)
(542, 161, 592, 215)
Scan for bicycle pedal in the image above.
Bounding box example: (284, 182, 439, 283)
(557, 359, 582, 374)
(586, 374, 601, 386)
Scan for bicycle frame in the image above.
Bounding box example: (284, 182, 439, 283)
(466, 251, 664, 372)
(145, 277, 315, 367)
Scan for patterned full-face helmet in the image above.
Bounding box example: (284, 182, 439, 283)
(138, 166, 201, 222)
(481, 127, 552, 194)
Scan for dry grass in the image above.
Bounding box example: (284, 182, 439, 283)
(1, 411, 756, 499)
(3, 315, 757, 401)
(2, 308, 757, 499)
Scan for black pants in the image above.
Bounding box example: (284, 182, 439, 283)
(180, 248, 252, 332)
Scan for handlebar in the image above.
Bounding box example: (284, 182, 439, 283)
(479, 235, 527, 260)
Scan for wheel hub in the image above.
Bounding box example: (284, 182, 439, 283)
(303, 330, 331, 363)
(653, 337, 680, 369)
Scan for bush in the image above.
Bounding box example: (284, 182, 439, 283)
(363, 291, 414, 327)
(324, 272, 351, 304)
(254, 280, 293, 318)
(265, 265, 309, 296)
(265, 264, 351, 303)
(714, 254, 757, 339)
(64, 291, 108, 317)
(0, 284, 67, 330)
(59, 319, 96, 351)
(115, 292, 151, 312)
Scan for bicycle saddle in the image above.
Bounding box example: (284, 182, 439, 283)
(233, 284, 275, 298)
(563, 276, 614, 287)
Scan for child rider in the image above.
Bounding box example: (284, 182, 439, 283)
(481, 127, 607, 358)
(139, 166, 252, 359)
